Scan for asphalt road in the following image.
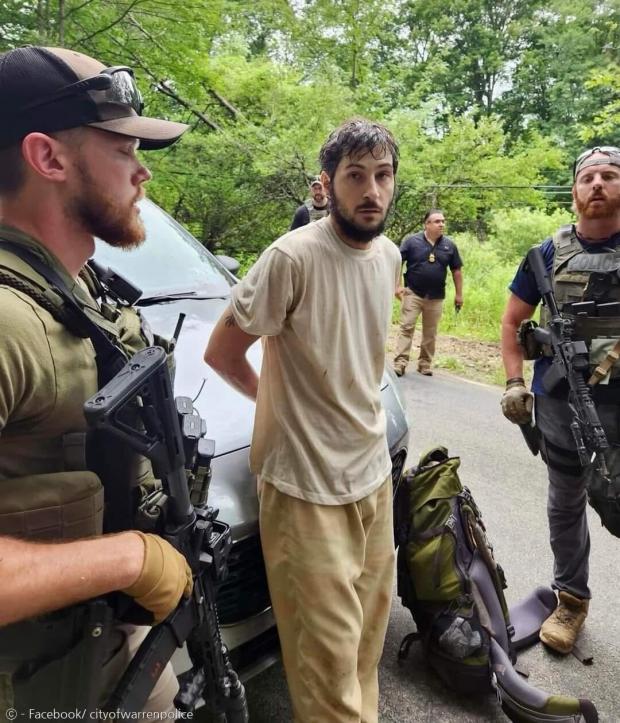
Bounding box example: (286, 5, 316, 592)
(240, 369, 620, 722)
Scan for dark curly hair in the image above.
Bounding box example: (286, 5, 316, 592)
(319, 118, 399, 179)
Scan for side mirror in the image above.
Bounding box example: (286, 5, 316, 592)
(215, 255, 241, 277)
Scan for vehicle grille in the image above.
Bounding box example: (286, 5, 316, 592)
(229, 625, 281, 680)
(217, 535, 271, 625)
(391, 450, 407, 489)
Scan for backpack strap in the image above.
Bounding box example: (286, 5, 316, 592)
(417, 446, 450, 469)
(397, 631, 422, 662)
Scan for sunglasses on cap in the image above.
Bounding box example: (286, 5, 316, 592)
(19, 66, 144, 116)
(573, 146, 620, 179)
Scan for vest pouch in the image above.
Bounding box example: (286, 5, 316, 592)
(554, 272, 591, 306)
(585, 447, 620, 538)
(0, 600, 113, 714)
(0, 472, 103, 540)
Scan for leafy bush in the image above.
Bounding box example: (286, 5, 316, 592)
(488, 207, 573, 263)
(236, 251, 259, 277)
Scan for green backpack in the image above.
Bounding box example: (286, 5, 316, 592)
(395, 447, 598, 723)
(395, 446, 510, 692)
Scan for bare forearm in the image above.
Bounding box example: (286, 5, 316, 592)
(0, 532, 144, 626)
(452, 269, 463, 296)
(204, 306, 259, 401)
(209, 355, 259, 401)
(501, 295, 536, 381)
(501, 318, 525, 379)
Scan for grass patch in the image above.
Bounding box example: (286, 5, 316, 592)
(435, 355, 466, 373)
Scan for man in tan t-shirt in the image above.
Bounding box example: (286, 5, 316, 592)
(205, 118, 402, 723)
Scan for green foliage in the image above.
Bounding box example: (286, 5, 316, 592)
(488, 207, 574, 262)
(6, 0, 617, 304)
(435, 356, 466, 373)
(580, 62, 620, 142)
(438, 233, 514, 342)
(236, 251, 260, 277)
(388, 113, 565, 241)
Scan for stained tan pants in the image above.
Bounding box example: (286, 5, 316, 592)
(259, 478, 394, 723)
(393, 289, 444, 372)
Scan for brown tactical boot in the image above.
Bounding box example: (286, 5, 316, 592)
(539, 591, 589, 654)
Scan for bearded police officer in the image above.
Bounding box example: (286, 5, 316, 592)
(290, 176, 329, 230)
(0, 46, 191, 713)
(500, 146, 620, 655)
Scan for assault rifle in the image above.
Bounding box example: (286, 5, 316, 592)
(526, 246, 609, 475)
(84, 345, 248, 721)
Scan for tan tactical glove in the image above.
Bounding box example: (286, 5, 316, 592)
(500, 377, 534, 425)
(122, 532, 193, 624)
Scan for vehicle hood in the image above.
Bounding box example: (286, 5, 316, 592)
(140, 296, 399, 458)
(139, 297, 260, 457)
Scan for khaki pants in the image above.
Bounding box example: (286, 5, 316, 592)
(259, 478, 394, 723)
(393, 289, 443, 372)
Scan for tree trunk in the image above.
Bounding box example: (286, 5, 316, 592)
(58, 0, 65, 45)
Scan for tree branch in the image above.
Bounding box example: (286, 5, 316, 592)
(99, 34, 222, 132)
(156, 82, 221, 131)
(64, 0, 98, 21)
(207, 88, 243, 120)
(75, 0, 147, 44)
(127, 12, 166, 52)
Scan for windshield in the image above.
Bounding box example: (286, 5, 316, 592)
(93, 199, 234, 299)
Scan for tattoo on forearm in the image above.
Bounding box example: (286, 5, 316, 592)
(224, 314, 237, 328)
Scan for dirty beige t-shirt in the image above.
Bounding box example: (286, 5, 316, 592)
(231, 216, 401, 505)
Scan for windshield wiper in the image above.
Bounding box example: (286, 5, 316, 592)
(138, 291, 230, 305)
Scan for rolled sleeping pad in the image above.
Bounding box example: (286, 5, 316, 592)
(510, 586, 558, 651)
(490, 638, 598, 723)
(469, 552, 511, 653)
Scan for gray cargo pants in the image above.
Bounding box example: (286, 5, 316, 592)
(535, 394, 619, 600)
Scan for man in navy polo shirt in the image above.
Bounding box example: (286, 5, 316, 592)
(500, 146, 620, 655)
(393, 209, 463, 376)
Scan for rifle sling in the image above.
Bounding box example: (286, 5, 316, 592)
(0, 240, 127, 385)
(588, 338, 620, 386)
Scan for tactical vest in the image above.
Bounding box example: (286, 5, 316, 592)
(540, 225, 620, 381)
(304, 198, 329, 223)
(0, 239, 171, 537)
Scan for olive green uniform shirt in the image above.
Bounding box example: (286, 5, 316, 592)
(0, 225, 99, 480)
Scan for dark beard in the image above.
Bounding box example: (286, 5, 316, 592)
(574, 192, 620, 220)
(69, 160, 146, 249)
(329, 188, 389, 243)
